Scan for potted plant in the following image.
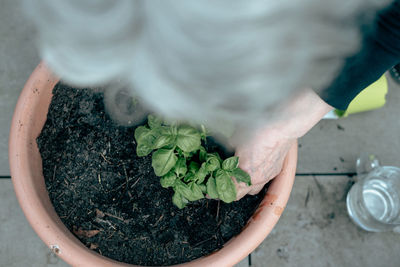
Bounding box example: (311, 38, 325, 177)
(9, 62, 297, 266)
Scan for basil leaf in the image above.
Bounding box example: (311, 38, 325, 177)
(206, 156, 220, 172)
(170, 124, 178, 135)
(173, 158, 187, 177)
(189, 183, 204, 201)
(222, 156, 239, 171)
(135, 127, 160, 149)
(184, 172, 196, 182)
(215, 169, 237, 203)
(206, 177, 219, 199)
(134, 126, 150, 143)
(176, 147, 194, 158)
(232, 168, 251, 186)
(182, 150, 195, 158)
(147, 114, 163, 129)
(199, 184, 207, 194)
(176, 147, 184, 157)
(152, 149, 178, 176)
(188, 161, 200, 174)
(195, 163, 208, 184)
(200, 125, 208, 142)
(207, 153, 222, 164)
(136, 143, 153, 157)
(175, 181, 203, 201)
(176, 125, 201, 152)
(199, 146, 207, 162)
(153, 134, 175, 149)
(160, 172, 177, 188)
(172, 192, 187, 209)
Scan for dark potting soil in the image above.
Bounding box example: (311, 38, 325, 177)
(37, 83, 266, 266)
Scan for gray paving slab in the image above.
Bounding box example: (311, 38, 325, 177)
(0, 0, 40, 175)
(235, 257, 249, 267)
(252, 175, 400, 267)
(298, 75, 400, 174)
(0, 179, 68, 267)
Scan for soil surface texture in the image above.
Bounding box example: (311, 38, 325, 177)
(37, 83, 265, 266)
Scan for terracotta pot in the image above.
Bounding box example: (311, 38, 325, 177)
(9, 62, 298, 267)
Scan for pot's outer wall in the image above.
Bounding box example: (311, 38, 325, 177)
(9, 62, 297, 267)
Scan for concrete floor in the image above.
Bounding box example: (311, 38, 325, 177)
(1, 1, 400, 267)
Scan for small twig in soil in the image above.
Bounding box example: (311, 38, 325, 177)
(107, 231, 116, 240)
(166, 248, 172, 258)
(216, 200, 220, 221)
(65, 207, 77, 220)
(104, 212, 124, 222)
(111, 181, 126, 192)
(152, 215, 164, 227)
(130, 177, 141, 189)
(52, 165, 57, 181)
(98, 173, 102, 185)
(56, 191, 65, 199)
(215, 233, 223, 247)
(132, 236, 149, 241)
(94, 217, 116, 230)
(95, 208, 105, 218)
(97, 173, 107, 192)
(99, 153, 113, 164)
(118, 230, 125, 238)
(90, 185, 98, 191)
(122, 163, 129, 193)
(193, 236, 216, 248)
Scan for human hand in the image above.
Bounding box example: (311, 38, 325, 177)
(234, 129, 296, 199)
(233, 89, 333, 199)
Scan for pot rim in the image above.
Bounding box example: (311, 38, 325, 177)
(9, 62, 297, 267)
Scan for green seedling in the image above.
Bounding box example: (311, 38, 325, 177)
(135, 115, 251, 209)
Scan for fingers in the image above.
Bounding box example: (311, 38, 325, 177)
(235, 182, 267, 200)
(234, 178, 268, 200)
(231, 128, 295, 201)
(234, 177, 250, 200)
(248, 183, 265, 195)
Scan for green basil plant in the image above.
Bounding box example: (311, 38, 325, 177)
(135, 115, 251, 209)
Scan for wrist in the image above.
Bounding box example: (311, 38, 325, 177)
(248, 89, 332, 141)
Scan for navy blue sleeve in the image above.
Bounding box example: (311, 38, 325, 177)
(319, 0, 400, 110)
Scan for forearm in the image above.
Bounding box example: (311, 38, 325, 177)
(256, 88, 333, 140)
(233, 89, 332, 198)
